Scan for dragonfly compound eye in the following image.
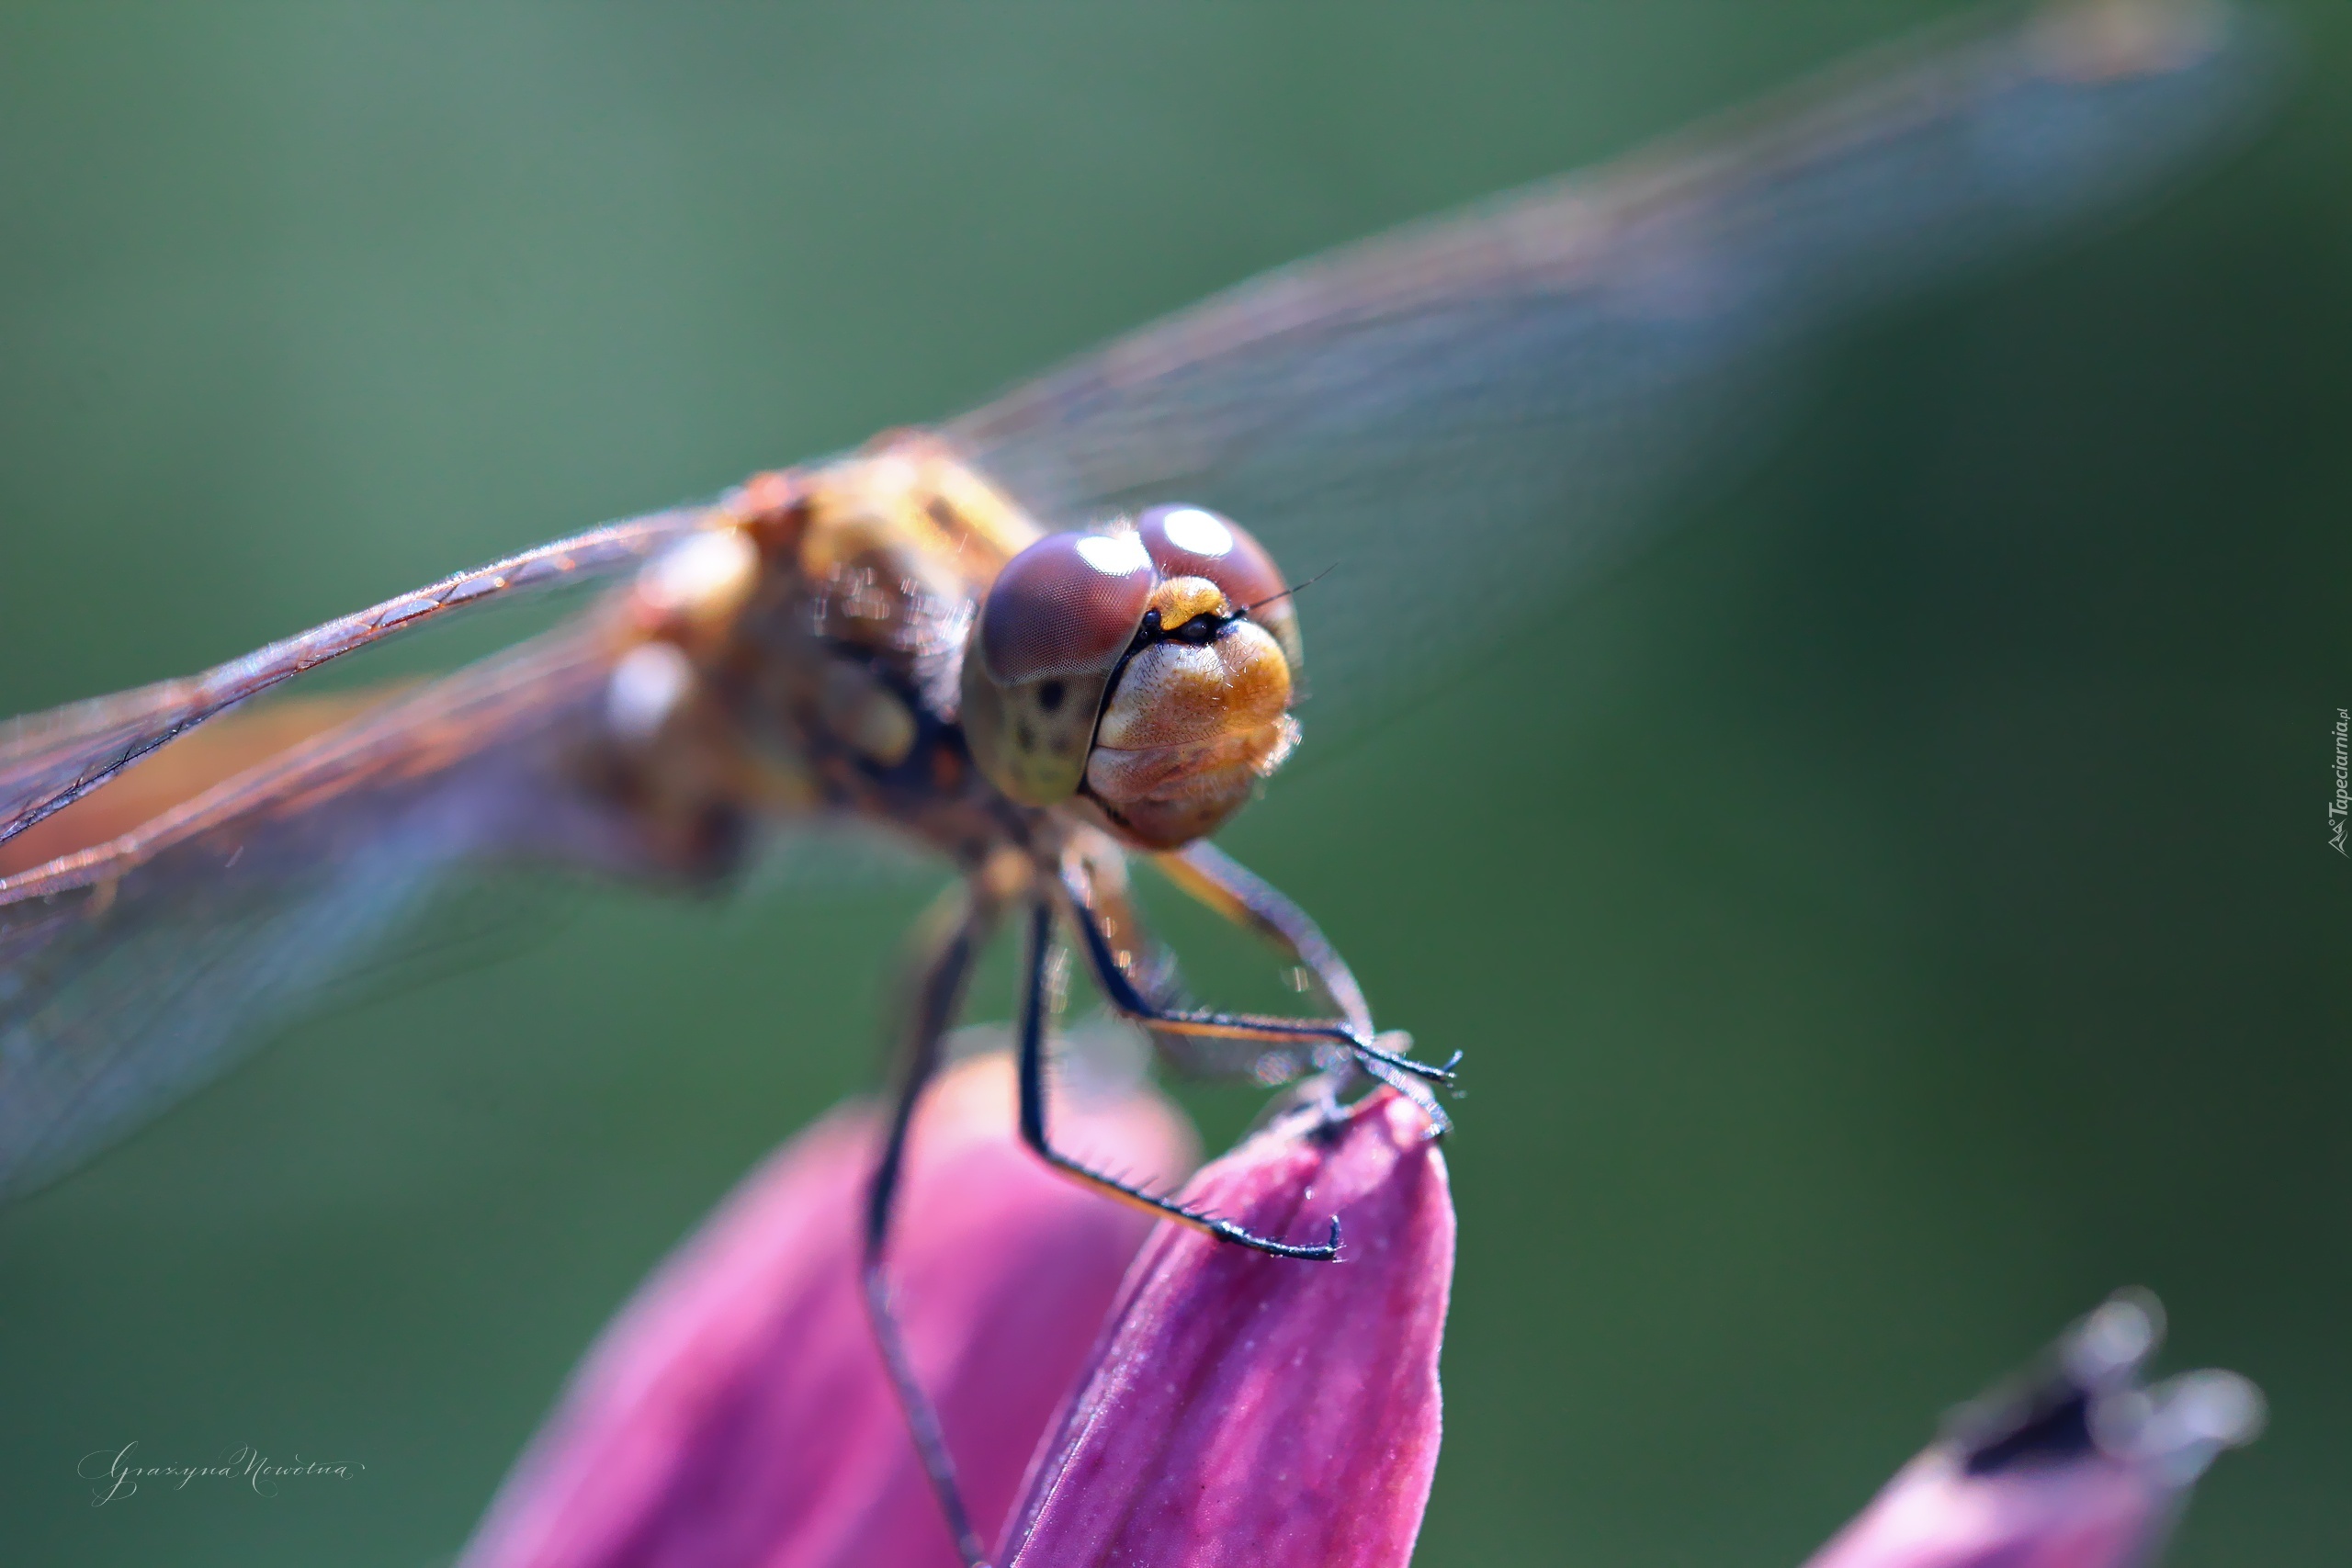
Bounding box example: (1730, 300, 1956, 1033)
(962, 530, 1157, 806)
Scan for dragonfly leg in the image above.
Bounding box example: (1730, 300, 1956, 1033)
(1153, 840, 1375, 1038)
(1013, 897, 1339, 1261)
(1153, 840, 1463, 1134)
(862, 878, 1000, 1568)
(1056, 854, 1456, 1134)
(1070, 848, 1301, 1084)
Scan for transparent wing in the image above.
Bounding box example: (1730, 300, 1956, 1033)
(0, 505, 707, 851)
(0, 626, 673, 1202)
(946, 1, 2279, 742)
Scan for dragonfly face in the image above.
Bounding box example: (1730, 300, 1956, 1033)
(962, 504, 1302, 850)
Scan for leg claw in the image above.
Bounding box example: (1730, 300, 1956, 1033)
(1209, 1213, 1343, 1261)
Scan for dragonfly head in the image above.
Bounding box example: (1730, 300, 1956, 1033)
(960, 505, 1302, 849)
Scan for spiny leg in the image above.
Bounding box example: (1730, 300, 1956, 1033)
(1056, 853, 1457, 1124)
(1013, 897, 1340, 1261)
(1155, 840, 1374, 1039)
(1154, 840, 1461, 1133)
(1080, 846, 1346, 1124)
(1075, 847, 1292, 1083)
(1056, 852, 1444, 1069)
(862, 879, 998, 1568)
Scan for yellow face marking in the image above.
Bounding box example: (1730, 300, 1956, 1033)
(1148, 576, 1227, 634)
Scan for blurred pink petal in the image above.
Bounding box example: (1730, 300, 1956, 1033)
(1001, 1089, 1455, 1568)
(460, 1051, 1195, 1568)
(1804, 1292, 2263, 1568)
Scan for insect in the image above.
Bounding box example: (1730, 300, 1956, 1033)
(0, 4, 2273, 1562)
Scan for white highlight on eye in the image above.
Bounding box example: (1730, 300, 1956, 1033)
(639, 526, 759, 615)
(1159, 507, 1234, 558)
(606, 640, 695, 742)
(1074, 532, 1151, 577)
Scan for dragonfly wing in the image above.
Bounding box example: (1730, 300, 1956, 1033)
(0, 799, 458, 1202)
(0, 506, 707, 851)
(947, 2, 2278, 741)
(0, 627, 671, 1202)
(0, 694, 403, 880)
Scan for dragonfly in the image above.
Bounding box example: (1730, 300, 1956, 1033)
(0, 4, 2275, 1562)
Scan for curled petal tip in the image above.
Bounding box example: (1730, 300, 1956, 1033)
(1807, 1290, 2262, 1568)
(1001, 1089, 1453, 1568)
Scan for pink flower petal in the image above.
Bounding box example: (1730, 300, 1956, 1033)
(1806, 1450, 2166, 1568)
(1804, 1292, 2264, 1568)
(1001, 1089, 1454, 1568)
(460, 1052, 1195, 1568)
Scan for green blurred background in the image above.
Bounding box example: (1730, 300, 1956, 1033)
(1, 4, 2346, 1564)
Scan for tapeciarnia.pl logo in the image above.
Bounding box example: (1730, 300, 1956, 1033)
(2331, 708, 2348, 857)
